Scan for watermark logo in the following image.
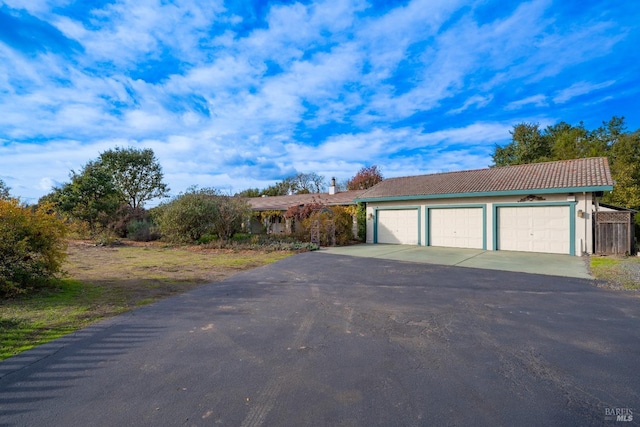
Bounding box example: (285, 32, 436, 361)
(605, 408, 633, 422)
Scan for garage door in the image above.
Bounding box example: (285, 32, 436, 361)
(498, 206, 570, 254)
(429, 208, 484, 249)
(377, 209, 419, 245)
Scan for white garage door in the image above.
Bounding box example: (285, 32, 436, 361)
(430, 208, 484, 249)
(498, 206, 570, 254)
(377, 209, 419, 245)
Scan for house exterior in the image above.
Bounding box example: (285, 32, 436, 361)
(355, 157, 614, 256)
(247, 187, 366, 234)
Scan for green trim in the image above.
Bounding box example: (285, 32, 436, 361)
(356, 186, 612, 203)
(425, 204, 487, 249)
(374, 206, 421, 245)
(492, 202, 577, 256)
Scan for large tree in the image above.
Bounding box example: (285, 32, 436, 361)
(44, 161, 121, 232)
(492, 117, 626, 167)
(290, 172, 326, 194)
(260, 178, 295, 196)
(347, 165, 383, 190)
(608, 130, 640, 209)
(546, 122, 589, 160)
(491, 116, 640, 211)
(0, 179, 10, 200)
(492, 123, 552, 167)
(238, 172, 326, 197)
(235, 188, 261, 197)
(98, 147, 169, 209)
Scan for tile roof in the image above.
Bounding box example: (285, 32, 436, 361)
(357, 157, 613, 200)
(247, 190, 366, 211)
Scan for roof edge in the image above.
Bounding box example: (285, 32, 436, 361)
(355, 185, 614, 203)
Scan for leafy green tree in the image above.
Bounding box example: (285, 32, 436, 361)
(98, 147, 169, 209)
(236, 188, 261, 197)
(493, 117, 628, 167)
(607, 130, 640, 209)
(41, 147, 168, 236)
(492, 123, 552, 166)
(347, 165, 383, 190)
(547, 122, 589, 160)
(589, 116, 626, 156)
(0, 199, 68, 296)
(44, 161, 121, 232)
(0, 179, 10, 199)
(260, 179, 293, 196)
(491, 116, 639, 213)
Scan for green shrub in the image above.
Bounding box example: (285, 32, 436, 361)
(111, 204, 147, 238)
(126, 219, 160, 242)
(94, 230, 120, 246)
(0, 199, 68, 297)
(155, 187, 251, 243)
(232, 233, 252, 242)
(288, 205, 356, 246)
(330, 206, 356, 245)
(199, 234, 318, 252)
(155, 188, 220, 243)
(197, 233, 218, 245)
(356, 202, 366, 241)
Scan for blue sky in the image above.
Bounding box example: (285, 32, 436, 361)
(1, 0, 639, 204)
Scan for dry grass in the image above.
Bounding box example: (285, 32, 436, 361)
(65, 240, 291, 308)
(1, 240, 293, 359)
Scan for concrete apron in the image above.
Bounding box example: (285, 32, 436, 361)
(319, 244, 593, 280)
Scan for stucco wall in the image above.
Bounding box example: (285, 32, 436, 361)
(365, 192, 595, 256)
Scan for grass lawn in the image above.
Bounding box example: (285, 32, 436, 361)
(590, 255, 640, 290)
(0, 240, 292, 360)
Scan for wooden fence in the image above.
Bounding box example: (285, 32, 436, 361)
(594, 211, 636, 255)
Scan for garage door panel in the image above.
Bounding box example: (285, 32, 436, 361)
(430, 208, 483, 249)
(498, 206, 570, 254)
(377, 210, 419, 245)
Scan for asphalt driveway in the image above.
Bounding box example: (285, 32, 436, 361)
(1, 253, 639, 426)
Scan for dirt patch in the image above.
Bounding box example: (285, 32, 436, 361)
(65, 240, 293, 307)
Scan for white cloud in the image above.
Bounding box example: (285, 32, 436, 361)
(38, 177, 57, 191)
(553, 80, 616, 104)
(53, 0, 226, 66)
(420, 122, 512, 145)
(1, 0, 71, 15)
(0, 0, 637, 203)
(448, 95, 494, 114)
(505, 94, 548, 110)
(281, 122, 511, 177)
(0, 139, 113, 202)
